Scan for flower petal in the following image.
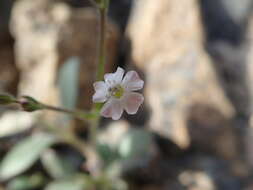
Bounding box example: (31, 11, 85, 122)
(123, 92, 144, 114)
(122, 71, 144, 91)
(100, 98, 123, 120)
(92, 81, 108, 103)
(104, 67, 124, 86)
(94, 81, 107, 91)
(93, 91, 107, 102)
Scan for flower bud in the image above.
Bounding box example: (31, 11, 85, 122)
(0, 94, 17, 105)
(19, 96, 45, 112)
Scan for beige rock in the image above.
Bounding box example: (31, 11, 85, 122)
(10, 0, 119, 127)
(127, 0, 234, 148)
(10, 0, 72, 128)
(10, 0, 66, 108)
(57, 7, 119, 111)
(0, 43, 18, 94)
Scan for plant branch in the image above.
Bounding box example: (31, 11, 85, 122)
(16, 96, 95, 121)
(90, 1, 109, 146)
(42, 104, 96, 121)
(96, 6, 107, 81)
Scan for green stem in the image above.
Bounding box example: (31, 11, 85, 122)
(90, 115, 99, 146)
(90, 1, 109, 146)
(15, 96, 95, 121)
(62, 130, 101, 175)
(42, 104, 96, 121)
(96, 6, 107, 81)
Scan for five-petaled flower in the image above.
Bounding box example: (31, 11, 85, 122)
(92, 67, 144, 120)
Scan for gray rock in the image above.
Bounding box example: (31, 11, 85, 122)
(126, 0, 234, 150)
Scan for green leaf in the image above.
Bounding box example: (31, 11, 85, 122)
(118, 129, 153, 159)
(96, 143, 119, 166)
(45, 182, 83, 190)
(0, 134, 56, 180)
(7, 173, 45, 190)
(41, 149, 76, 179)
(45, 176, 92, 190)
(117, 129, 154, 174)
(58, 57, 80, 110)
(0, 94, 16, 105)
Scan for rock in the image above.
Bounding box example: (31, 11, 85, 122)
(0, 0, 18, 95)
(187, 104, 238, 160)
(8, 0, 120, 176)
(127, 152, 245, 190)
(244, 14, 253, 168)
(0, 0, 13, 44)
(221, 0, 252, 24)
(108, 0, 133, 31)
(126, 0, 234, 148)
(199, 0, 252, 45)
(246, 15, 253, 112)
(206, 42, 250, 118)
(9, 0, 71, 129)
(0, 0, 20, 138)
(0, 43, 18, 95)
(200, 0, 253, 172)
(57, 7, 119, 111)
(10, 0, 119, 125)
(200, 0, 252, 118)
(10, 0, 66, 107)
(176, 155, 243, 190)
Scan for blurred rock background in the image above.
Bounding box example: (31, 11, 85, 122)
(1, 0, 253, 189)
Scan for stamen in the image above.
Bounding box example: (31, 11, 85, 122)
(110, 85, 124, 98)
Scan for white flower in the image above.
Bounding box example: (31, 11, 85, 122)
(92, 67, 144, 120)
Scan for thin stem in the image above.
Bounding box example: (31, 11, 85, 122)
(62, 130, 101, 175)
(96, 7, 107, 81)
(89, 115, 99, 146)
(42, 104, 95, 121)
(16, 96, 94, 121)
(90, 4, 108, 146)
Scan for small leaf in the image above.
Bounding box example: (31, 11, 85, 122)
(118, 129, 152, 159)
(45, 182, 83, 190)
(45, 176, 92, 190)
(0, 94, 17, 105)
(7, 173, 45, 190)
(111, 178, 128, 190)
(41, 149, 76, 179)
(117, 129, 154, 174)
(0, 134, 56, 180)
(58, 57, 80, 110)
(96, 143, 119, 166)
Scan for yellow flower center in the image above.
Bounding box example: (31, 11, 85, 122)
(110, 85, 124, 99)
